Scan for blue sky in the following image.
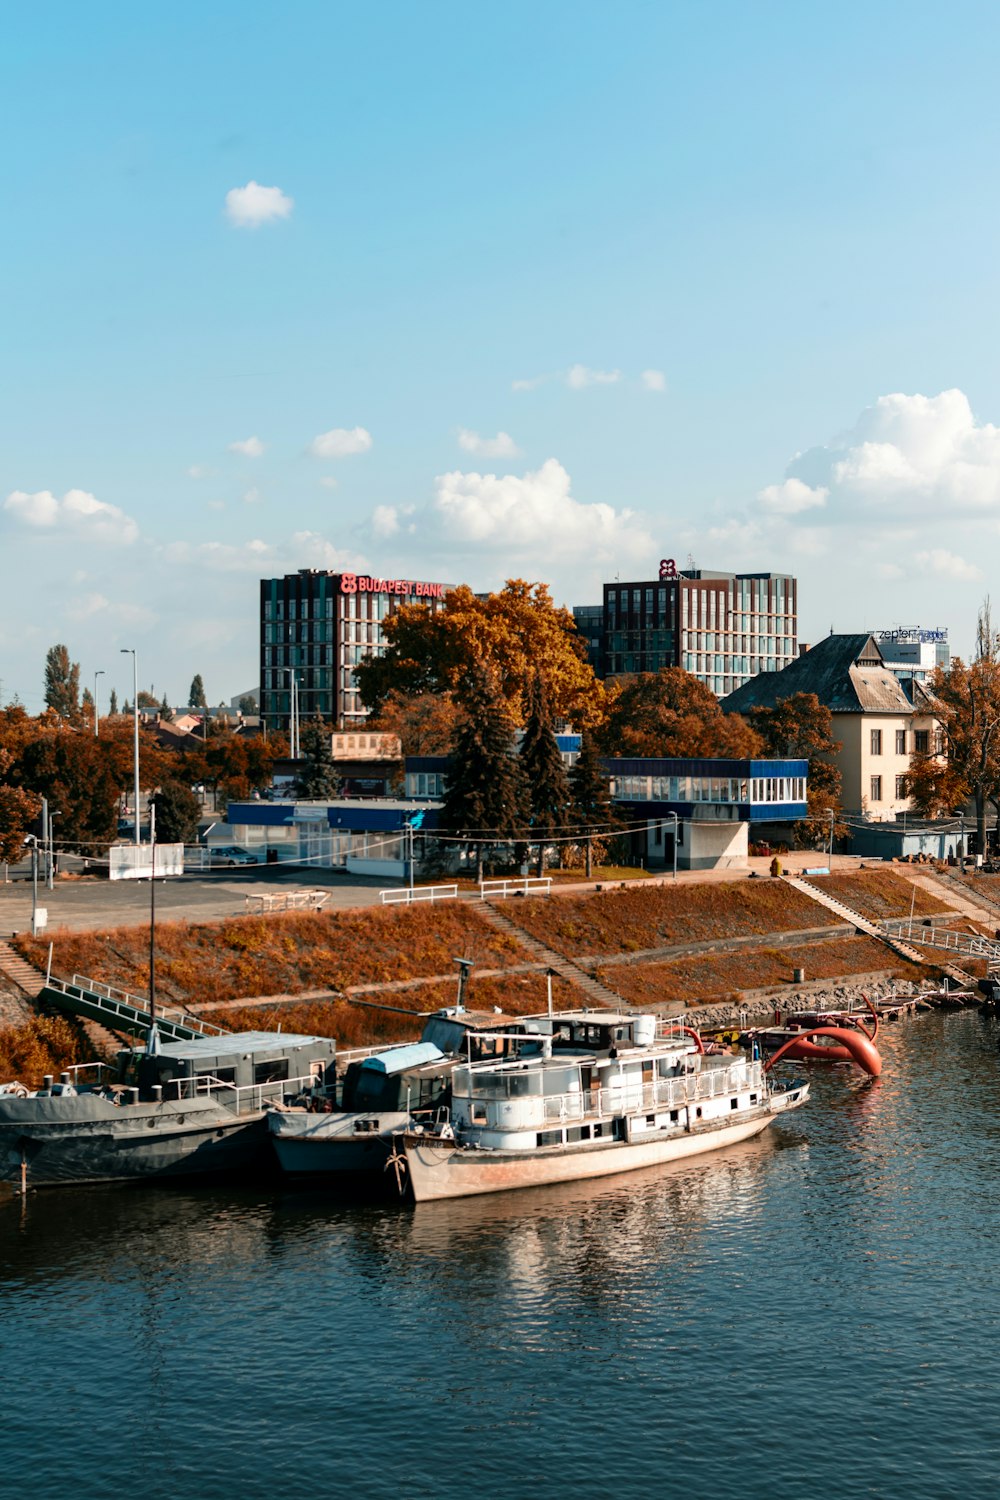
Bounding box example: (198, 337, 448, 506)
(5, 1, 1000, 711)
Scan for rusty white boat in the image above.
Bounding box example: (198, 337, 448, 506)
(392, 1011, 809, 1203)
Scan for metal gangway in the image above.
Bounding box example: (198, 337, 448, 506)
(42, 973, 230, 1042)
(881, 919, 1000, 966)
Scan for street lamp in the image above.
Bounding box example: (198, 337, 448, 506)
(665, 812, 679, 881)
(121, 648, 140, 847)
(826, 808, 835, 869)
(93, 669, 105, 738)
(284, 667, 299, 760)
(47, 810, 59, 891)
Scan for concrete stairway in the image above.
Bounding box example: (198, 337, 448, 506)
(0, 939, 45, 997)
(478, 901, 631, 1011)
(782, 876, 975, 988)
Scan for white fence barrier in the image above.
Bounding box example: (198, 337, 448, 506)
(380, 884, 459, 906)
(479, 877, 552, 900)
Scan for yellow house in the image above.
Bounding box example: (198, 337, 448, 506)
(722, 633, 942, 820)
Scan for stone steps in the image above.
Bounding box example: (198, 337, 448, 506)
(0, 939, 45, 996)
(479, 901, 630, 1011)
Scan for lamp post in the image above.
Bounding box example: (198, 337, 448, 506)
(284, 668, 299, 761)
(47, 810, 59, 891)
(827, 808, 835, 869)
(93, 669, 105, 737)
(666, 812, 679, 880)
(121, 648, 140, 846)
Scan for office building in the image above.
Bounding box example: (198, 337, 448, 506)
(596, 563, 797, 696)
(874, 628, 949, 685)
(260, 568, 451, 734)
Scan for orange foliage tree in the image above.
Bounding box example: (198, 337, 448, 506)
(355, 579, 604, 727)
(597, 668, 761, 758)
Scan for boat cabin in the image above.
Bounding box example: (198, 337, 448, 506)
(340, 1042, 452, 1114)
(122, 1032, 337, 1101)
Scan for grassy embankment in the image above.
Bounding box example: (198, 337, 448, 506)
(1, 869, 957, 1085)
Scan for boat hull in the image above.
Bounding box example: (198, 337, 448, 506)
(0, 1096, 270, 1188)
(268, 1109, 411, 1175)
(402, 1101, 802, 1203)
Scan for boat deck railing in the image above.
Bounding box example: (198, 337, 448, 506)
(458, 1060, 763, 1126)
(165, 1071, 328, 1115)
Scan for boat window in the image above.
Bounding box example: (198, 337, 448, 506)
(197, 1067, 236, 1085)
(254, 1059, 289, 1085)
(536, 1129, 562, 1147)
(565, 1125, 590, 1143)
(669, 1110, 679, 1123)
(471, 1103, 488, 1124)
(730, 1098, 739, 1109)
(506, 1072, 543, 1097)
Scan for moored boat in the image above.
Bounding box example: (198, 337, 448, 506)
(394, 1011, 809, 1203)
(0, 1031, 337, 1190)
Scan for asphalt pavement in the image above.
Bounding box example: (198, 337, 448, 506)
(0, 862, 389, 938)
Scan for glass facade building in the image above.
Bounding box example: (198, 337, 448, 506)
(597, 567, 798, 697)
(260, 568, 451, 734)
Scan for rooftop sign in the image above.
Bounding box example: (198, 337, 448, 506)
(877, 628, 948, 644)
(340, 574, 445, 599)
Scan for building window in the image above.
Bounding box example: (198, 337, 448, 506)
(896, 776, 907, 799)
(895, 730, 906, 755)
(870, 775, 882, 803)
(915, 730, 929, 754)
(870, 729, 882, 755)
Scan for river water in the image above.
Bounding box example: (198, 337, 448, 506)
(2, 1010, 999, 1500)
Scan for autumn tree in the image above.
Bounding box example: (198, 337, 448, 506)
(749, 692, 845, 847)
(44, 645, 80, 719)
(17, 733, 129, 851)
(441, 666, 528, 882)
(0, 748, 39, 863)
(923, 600, 1000, 853)
(367, 690, 466, 757)
(355, 580, 604, 728)
(569, 729, 614, 877)
(519, 675, 571, 876)
(597, 669, 762, 759)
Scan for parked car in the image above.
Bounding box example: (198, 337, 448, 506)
(209, 846, 260, 866)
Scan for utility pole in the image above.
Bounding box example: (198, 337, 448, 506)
(121, 648, 140, 846)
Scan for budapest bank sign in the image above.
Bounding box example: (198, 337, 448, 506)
(339, 573, 446, 599)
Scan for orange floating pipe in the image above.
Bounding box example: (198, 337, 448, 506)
(763, 1025, 882, 1078)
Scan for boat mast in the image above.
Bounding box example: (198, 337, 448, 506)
(148, 803, 158, 1050)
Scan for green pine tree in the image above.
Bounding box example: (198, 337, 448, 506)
(519, 674, 570, 876)
(569, 729, 613, 878)
(109, 688, 119, 715)
(189, 674, 207, 708)
(442, 665, 527, 883)
(296, 717, 342, 799)
(150, 781, 202, 845)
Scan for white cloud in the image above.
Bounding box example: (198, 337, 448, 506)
(4, 487, 139, 544)
(876, 562, 904, 580)
(308, 426, 373, 458)
(207, 499, 226, 512)
(915, 548, 982, 582)
(242, 488, 261, 505)
(225, 180, 293, 228)
(566, 364, 622, 389)
(512, 374, 549, 391)
(457, 428, 521, 457)
(160, 531, 361, 575)
(786, 389, 1000, 519)
(756, 478, 829, 516)
(641, 369, 667, 393)
(187, 465, 209, 479)
(391, 458, 652, 565)
(319, 476, 338, 490)
(228, 436, 264, 457)
(66, 592, 156, 627)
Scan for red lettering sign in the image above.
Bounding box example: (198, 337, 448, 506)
(341, 572, 357, 594)
(659, 558, 677, 580)
(340, 573, 446, 599)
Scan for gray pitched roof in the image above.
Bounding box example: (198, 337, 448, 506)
(722, 633, 926, 716)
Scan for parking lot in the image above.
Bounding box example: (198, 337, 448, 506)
(0, 860, 389, 938)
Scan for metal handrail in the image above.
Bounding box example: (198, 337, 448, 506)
(457, 1061, 762, 1122)
(479, 877, 552, 900)
(53, 974, 229, 1036)
(166, 1071, 329, 1114)
(380, 884, 459, 906)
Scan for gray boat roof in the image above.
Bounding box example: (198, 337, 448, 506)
(149, 1032, 330, 1060)
(360, 1042, 446, 1075)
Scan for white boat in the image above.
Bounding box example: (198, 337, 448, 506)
(267, 1008, 551, 1177)
(396, 1011, 808, 1202)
